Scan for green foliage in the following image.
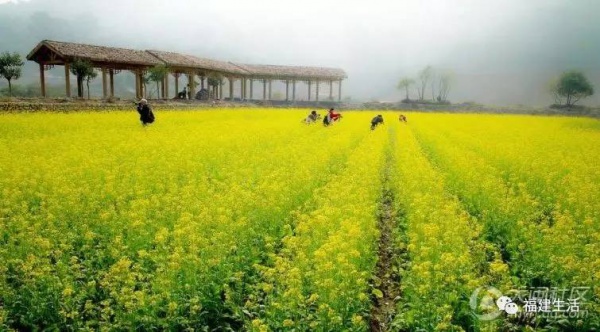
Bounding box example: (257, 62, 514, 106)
(147, 65, 168, 82)
(147, 65, 168, 99)
(556, 70, 594, 107)
(397, 77, 415, 101)
(207, 73, 224, 87)
(70, 58, 96, 98)
(0, 51, 24, 96)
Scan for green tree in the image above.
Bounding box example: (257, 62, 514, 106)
(0, 52, 24, 97)
(85, 70, 97, 99)
(148, 65, 168, 99)
(556, 70, 594, 107)
(142, 73, 151, 98)
(207, 73, 224, 99)
(397, 78, 415, 101)
(70, 58, 95, 98)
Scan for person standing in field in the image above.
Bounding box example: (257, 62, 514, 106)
(136, 98, 155, 126)
(371, 114, 384, 130)
(399, 114, 407, 123)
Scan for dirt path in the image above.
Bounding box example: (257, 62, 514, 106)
(369, 135, 407, 332)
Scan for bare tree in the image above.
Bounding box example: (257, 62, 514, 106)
(418, 65, 433, 101)
(437, 71, 454, 102)
(546, 77, 563, 105)
(430, 70, 437, 101)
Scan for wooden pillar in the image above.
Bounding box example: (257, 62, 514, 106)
(316, 80, 320, 102)
(338, 79, 342, 102)
(329, 80, 333, 100)
(189, 73, 196, 100)
(174, 73, 179, 98)
(102, 69, 108, 99)
(64, 63, 71, 97)
(292, 80, 296, 101)
(308, 81, 312, 101)
(242, 78, 246, 100)
(39, 63, 46, 98)
(268, 80, 272, 100)
(262, 79, 267, 100)
(109, 69, 115, 98)
(140, 71, 145, 99)
(164, 74, 169, 99)
(135, 70, 140, 99)
(228, 77, 234, 100)
(285, 80, 289, 101)
(250, 79, 254, 99)
(201, 76, 205, 90)
(240, 78, 244, 100)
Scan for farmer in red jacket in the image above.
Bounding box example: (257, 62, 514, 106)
(323, 108, 342, 126)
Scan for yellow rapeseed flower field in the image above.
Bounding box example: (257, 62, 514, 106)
(0, 109, 598, 331)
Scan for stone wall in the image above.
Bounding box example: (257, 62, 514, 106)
(0, 100, 244, 113)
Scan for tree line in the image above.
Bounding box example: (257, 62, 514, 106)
(397, 65, 454, 103)
(396, 66, 595, 107)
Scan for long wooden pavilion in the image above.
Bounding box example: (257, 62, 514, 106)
(26, 40, 347, 102)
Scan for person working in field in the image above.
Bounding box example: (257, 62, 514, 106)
(371, 114, 384, 130)
(303, 110, 321, 124)
(136, 98, 155, 126)
(399, 114, 407, 123)
(323, 108, 342, 126)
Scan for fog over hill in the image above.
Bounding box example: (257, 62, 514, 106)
(1, 0, 599, 105)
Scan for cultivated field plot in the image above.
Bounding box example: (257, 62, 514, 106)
(0, 109, 598, 331)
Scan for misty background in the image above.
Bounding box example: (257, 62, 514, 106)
(1, 0, 599, 105)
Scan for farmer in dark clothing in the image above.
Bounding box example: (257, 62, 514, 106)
(178, 87, 187, 99)
(136, 98, 155, 126)
(371, 114, 384, 130)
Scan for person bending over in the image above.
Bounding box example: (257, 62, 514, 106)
(136, 98, 155, 126)
(371, 114, 384, 130)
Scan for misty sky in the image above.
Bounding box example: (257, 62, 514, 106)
(1, 0, 599, 105)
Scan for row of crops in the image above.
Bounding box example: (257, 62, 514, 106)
(0, 110, 598, 331)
